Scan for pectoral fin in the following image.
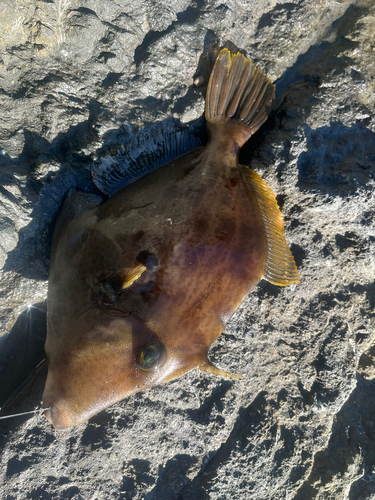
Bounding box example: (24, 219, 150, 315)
(199, 360, 242, 379)
(242, 167, 300, 286)
(107, 264, 147, 291)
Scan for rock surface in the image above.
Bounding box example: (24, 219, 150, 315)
(1, 0, 375, 499)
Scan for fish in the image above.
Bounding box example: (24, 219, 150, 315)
(42, 49, 299, 429)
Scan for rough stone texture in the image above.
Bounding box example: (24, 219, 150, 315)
(1, 0, 375, 499)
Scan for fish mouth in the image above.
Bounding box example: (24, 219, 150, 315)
(42, 391, 104, 429)
(42, 385, 125, 429)
(43, 401, 74, 430)
(42, 389, 84, 429)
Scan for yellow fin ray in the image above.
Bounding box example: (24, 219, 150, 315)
(121, 264, 147, 288)
(107, 264, 147, 290)
(199, 360, 242, 379)
(242, 167, 300, 286)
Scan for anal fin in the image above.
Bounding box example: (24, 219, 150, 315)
(242, 167, 300, 286)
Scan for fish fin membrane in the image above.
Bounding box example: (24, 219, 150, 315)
(242, 167, 300, 286)
(107, 264, 146, 290)
(91, 128, 202, 196)
(205, 49, 275, 146)
(199, 360, 242, 379)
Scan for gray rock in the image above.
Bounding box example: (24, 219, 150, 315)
(1, 0, 375, 499)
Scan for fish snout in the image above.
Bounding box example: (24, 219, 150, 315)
(43, 384, 78, 429)
(43, 399, 74, 429)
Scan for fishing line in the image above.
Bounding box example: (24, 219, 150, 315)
(0, 408, 48, 420)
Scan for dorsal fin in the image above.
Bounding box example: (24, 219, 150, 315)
(91, 128, 201, 196)
(242, 167, 300, 286)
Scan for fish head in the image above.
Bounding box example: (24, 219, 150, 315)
(42, 306, 204, 429)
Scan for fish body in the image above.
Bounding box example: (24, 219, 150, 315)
(43, 50, 299, 428)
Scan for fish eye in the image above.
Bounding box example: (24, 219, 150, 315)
(136, 341, 167, 371)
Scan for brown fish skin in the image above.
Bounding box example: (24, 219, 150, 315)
(43, 50, 298, 429)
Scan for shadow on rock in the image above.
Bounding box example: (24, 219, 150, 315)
(144, 454, 199, 500)
(0, 301, 47, 411)
(294, 375, 375, 500)
(1, 100, 103, 280)
(297, 122, 375, 196)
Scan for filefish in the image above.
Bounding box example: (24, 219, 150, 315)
(43, 49, 299, 429)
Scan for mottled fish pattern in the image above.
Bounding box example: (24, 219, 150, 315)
(43, 49, 299, 428)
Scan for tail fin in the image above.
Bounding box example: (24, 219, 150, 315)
(205, 49, 275, 146)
